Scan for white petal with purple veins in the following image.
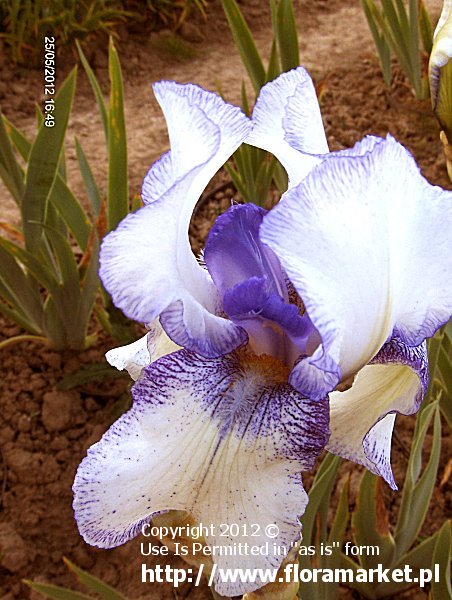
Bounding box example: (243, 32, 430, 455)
(73, 349, 329, 596)
(327, 338, 428, 489)
(246, 67, 328, 186)
(100, 82, 251, 357)
(142, 82, 250, 209)
(262, 135, 452, 398)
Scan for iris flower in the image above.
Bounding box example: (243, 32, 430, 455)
(73, 68, 451, 597)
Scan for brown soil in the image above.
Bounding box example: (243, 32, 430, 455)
(0, 1, 450, 599)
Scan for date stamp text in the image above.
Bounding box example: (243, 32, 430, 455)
(43, 36, 56, 127)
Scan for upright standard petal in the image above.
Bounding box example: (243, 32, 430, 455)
(327, 337, 428, 489)
(261, 135, 452, 398)
(246, 67, 328, 186)
(142, 81, 251, 210)
(73, 348, 329, 596)
(100, 82, 251, 357)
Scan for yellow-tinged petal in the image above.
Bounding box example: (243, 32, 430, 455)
(327, 338, 428, 490)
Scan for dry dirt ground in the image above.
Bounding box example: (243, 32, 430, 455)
(0, 1, 450, 599)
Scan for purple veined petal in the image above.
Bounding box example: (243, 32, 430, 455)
(204, 203, 317, 360)
(105, 319, 180, 381)
(328, 134, 384, 158)
(246, 67, 328, 187)
(142, 81, 251, 210)
(159, 297, 248, 358)
(327, 337, 428, 490)
(141, 150, 172, 205)
(100, 82, 252, 357)
(100, 183, 246, 357)
(261, 135, 452, 399)
(73, 348, 329, 597)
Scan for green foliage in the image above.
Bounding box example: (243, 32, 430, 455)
(0, 0, 128, 64)
(25, 557, 128, 599)
(427, 322, 452, 428)
(22, 71, 76, 253)
(134, 0, 208, 29)
(106, 37, 128, 231)
(56, 362, 129, 390)
(149, 30, 198, 61)
(0, 38, 135, 350)
(0, 70, 99, 350)
(76, 39, 137, 344)
(430, 520, 452, 599)
(0, 0, 209, 65)
(222, 0, 298, 205)
(361, 0, 432, 99)
(299, 454, 348, 600)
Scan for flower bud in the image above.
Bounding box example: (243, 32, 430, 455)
(429, 1, 452, 178)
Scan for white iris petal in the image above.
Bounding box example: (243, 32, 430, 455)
(73, 349, 329, 596)
(261, 135, 452, 398)
(105, 319, 180, 380)
(246, 67, 328, 186)
(99, 82, 251, 357)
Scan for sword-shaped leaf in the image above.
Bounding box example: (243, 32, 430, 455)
(276, 0, 299, 72)
(378, 530, 440, 596)
(0, 237, 59, 294)
(394, 401, 441, 560)
(300, 453, 341, 549)
(222, 0, 266, 95)
(430, 520, 452, 599)
(64, 558, 127, 600)
(0, 109, 24, 204)
(107, 38, 128, 231)
(352, 472, 395, 569)
(77, 41, 109, 143)
(21, 68, 76, 253)
(75, 137, 102, 217)
(0, 244, 43, 329)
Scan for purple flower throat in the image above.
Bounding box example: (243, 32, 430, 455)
(204, 203, 318, 364)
